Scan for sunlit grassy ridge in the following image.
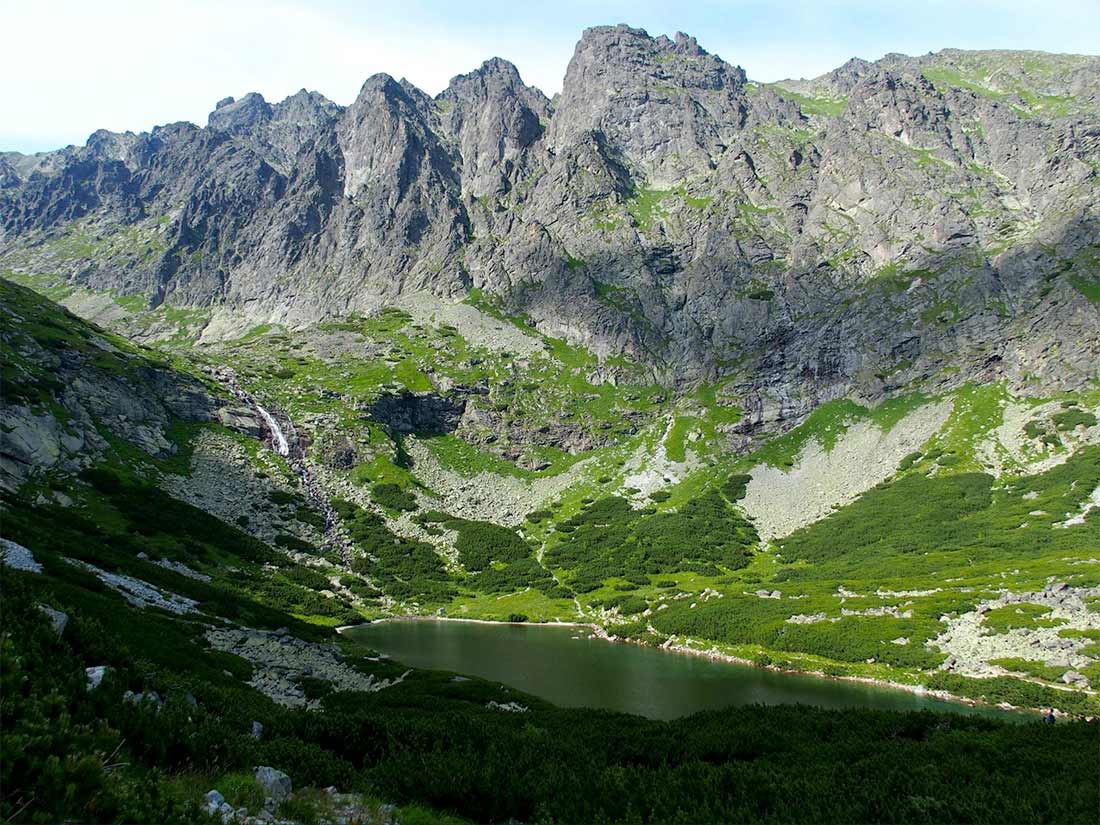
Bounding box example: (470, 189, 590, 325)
(768, 85, 848, 117)
(918, 50, 1098, 117)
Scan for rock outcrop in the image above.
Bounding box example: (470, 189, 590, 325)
(0, 279, 249, 491)
(205, 626, 408, 708)
(2, 26, 1098, 406)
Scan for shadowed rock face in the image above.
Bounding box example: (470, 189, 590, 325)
(2, 25, 1099, 405)
(369, 391, 466, 436)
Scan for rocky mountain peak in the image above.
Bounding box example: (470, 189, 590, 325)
(549, 25, 747, 183)
(85, 129, 142, 165)
(565, 23, 743, 87)
(843, 68, 950, 145)
(355, 72, 404, 102)
(0, 30, 1096, 399)
(436, 58, 550, 200)
(826, 57, 876, 93)
(455, 56, 525, 87)
(274, 89, 341, 119)
(672, 31, 705, 55)
(207, 92, 272, 131)
(440, 57, 549, 114)
(398, 78, 433, 109)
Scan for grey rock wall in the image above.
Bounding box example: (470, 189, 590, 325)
(2, 25, 1098, 406)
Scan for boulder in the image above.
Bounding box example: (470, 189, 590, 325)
(254, 766, 292, 802)
(123, 690, 163, 708)
(203, 790, 225, 815)
(486, 700, 528, 713)
(37, 604, 68, 637)
(1062, 670, 1089, 688)
(1, 538, 42, 573)
(217, 405, 264, 437)
(85, 665, 108, 692)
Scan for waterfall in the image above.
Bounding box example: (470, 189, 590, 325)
(256, 405, 289, 457)
(206, 364, 353, 565)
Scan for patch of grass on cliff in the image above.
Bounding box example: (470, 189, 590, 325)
(921, 62, 1082, 118)
(667, 384, 743, 457)
(664, 416, 696, 462)
(1064, 275, 1100, 308)
(769, 85, 848, 117)
(1052, 408, 1097, 432)
(923, 67, 1007, 102)
(626, 187, 673, 231)
(394, 359, 433, 392)
(3, 269, 79, 302)
(917, 382, 1007, 471)
(592, 280, 652, 327)
(585, 198, 627, 232)
(424, 433, 582, 479)
(44, 218, 168, 266)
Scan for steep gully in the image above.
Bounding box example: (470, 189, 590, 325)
(206, 367, 354, 565)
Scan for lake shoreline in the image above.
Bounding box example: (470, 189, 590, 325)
(338, 615, 1047, 718)
(337, 615, 588, 631)
(582, 623, 1039, 716)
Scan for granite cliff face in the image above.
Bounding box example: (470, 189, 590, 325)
(2, 25, 1098, 426)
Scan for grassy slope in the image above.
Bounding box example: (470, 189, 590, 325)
(918, 50, 1099, 118)
(5, 275, 1100, 710)
(6, 570, 1097, 824)
(6, 285, 1098, 823)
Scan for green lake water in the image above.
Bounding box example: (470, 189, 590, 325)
(343, 619, 1025, 721)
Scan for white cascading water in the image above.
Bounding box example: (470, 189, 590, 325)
(206, 367, 351, 564)
(256, 405, 289, 457)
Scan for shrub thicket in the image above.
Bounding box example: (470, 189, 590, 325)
(546, 491, 758, 591)
(370, 483, 418, 512)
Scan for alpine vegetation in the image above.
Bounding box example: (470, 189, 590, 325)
(2, 21, 1099, 825)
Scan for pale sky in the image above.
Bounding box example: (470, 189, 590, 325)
(4, 0, 1098, 153)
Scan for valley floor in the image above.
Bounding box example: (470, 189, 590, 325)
(3, 276, 1100, 822)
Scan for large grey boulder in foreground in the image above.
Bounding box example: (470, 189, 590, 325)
(254, 766, 292, 802)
